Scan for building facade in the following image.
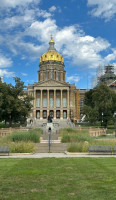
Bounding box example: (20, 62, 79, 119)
(28, 37, 80, 122)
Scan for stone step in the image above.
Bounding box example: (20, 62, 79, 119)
(40, 140, 61, 143)
(35, 143, 70, 153)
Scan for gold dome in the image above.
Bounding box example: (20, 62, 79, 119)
(40, 51, 64, 63)
(40, 36, 64, 64)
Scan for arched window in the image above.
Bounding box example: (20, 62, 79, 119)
(51, 71, 53, 79)
(56, 72, 59, 81)
(45, 71, 47, 80)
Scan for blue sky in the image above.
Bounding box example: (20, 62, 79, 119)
(0, 0, 116, 89)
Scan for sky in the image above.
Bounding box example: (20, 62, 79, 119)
(0, 0, 116, 89)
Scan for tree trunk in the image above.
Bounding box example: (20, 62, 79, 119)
(9, 119, 12, 127)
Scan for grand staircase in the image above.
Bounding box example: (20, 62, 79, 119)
(35, 132, 69, 153)
(29, 119, 75, 132)
(27, 119, 73, 153)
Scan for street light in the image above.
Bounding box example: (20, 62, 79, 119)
(102, 112, 104, 128)
(114, 112, 116, 137)
(48, 127, 51, 153)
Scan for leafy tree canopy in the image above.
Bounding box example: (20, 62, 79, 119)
(0, 77, 33, 127)
(83, 84, 116, 127)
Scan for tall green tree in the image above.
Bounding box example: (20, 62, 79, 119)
(83, 84, 116, 127)
(0, 77, 33, 127)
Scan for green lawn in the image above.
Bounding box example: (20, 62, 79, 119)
(0, 158, 116, 200)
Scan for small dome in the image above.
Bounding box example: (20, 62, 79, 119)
(40, 36, 64, 64)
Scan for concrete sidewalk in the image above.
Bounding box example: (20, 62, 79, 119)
(0, 152, 116, 158)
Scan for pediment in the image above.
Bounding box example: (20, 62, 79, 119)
(34, 80, 69, 87)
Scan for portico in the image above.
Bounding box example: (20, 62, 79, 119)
(32, 88, 70, 119)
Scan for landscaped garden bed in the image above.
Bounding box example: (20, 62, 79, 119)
(0, 128, 42, 153)
(60, 128, 116, 152)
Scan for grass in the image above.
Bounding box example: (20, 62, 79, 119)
(0, 158, 116, 200)
(0, 129, 42, 153)
(10, 130, 40, 143)
(60, 128, 116, 152)
(60, 128, 93, 143)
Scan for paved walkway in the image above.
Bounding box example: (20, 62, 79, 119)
(0, 153, 116, 158)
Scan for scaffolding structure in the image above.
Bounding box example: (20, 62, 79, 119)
(97, 65, 116, 85)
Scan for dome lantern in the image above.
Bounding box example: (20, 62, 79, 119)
(48, 35, 56, 51)
(40, 36, 64, 64)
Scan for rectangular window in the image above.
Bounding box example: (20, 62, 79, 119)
(45, 72, 47, 80)
(56, 98, 60, 107)
(36, 111, 40, 119)
(63, 98, 67, 107)
(43, 98, 47, 107)
(56, 72, 59, 81)
(51, 71, 53, 79)
(63, 111, 67, 119)
(50, 98, 54, 108)
(36, 98, 40, 107)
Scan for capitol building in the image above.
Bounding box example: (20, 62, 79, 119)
(28, 36, 80, 126)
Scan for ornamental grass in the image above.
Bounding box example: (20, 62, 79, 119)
(10, 129, 41, 143)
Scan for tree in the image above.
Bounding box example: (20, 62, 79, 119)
(83, 84, 116, 127)
(0, 77, 33, 127)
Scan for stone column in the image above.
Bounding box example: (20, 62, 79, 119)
(33, 90, 36, 118)
(60, 89, 63, 119)
(54, 90, 56, 119)
(67, 89, 70, 119)
(47, 89, 49, 118)
(47, 89, 49, 108)
(54, 89, 56, 108)
(40, 90, 43, 119)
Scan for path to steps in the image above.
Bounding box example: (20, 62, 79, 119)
(0, 153, 116, 158)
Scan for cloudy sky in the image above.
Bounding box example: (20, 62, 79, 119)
(0, 0, 116, 88)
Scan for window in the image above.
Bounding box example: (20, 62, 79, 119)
(63, 111, 67, 119)
(56, 98, 60, 107)
(56, 72, 59, 81)
(45, 72, 47, 80)
(36, 98, 40, 107)
(63, 98, 67, 107)
(36, 111, 40, 119)
(50, 98, 54, 108)
(43, 98, 47, 107)
(51, 71, 53, 79)
(43, 110, 47, 119)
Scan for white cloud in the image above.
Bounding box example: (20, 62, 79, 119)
(0, 0, 40, 8)
(3, 17, 111, 68)
(0, 69, 14, 77)
(0, 8, 51, 30)
(0, 55, 12, 68)
(67, 75, 80, 83)
(49, 6, 56, 13)
(88, 0, 116, 21)
(21, 73, 28, 76)
(0, 1, 114, 71)
(105, 49, 116, 62)
(26, 18, 57, 42)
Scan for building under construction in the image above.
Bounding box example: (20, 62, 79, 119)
(98, 65, 116, 85)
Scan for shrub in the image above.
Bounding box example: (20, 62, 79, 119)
(67, 142, 89, 152)
(9, 142, 34, 153)
(10, 131, 40, 143)
(61, 132, 93, 143)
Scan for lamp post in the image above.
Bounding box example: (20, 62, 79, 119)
(48, 127, 51, 153)
(102, 112, 104, 128)
(114, 112, 116, 137)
